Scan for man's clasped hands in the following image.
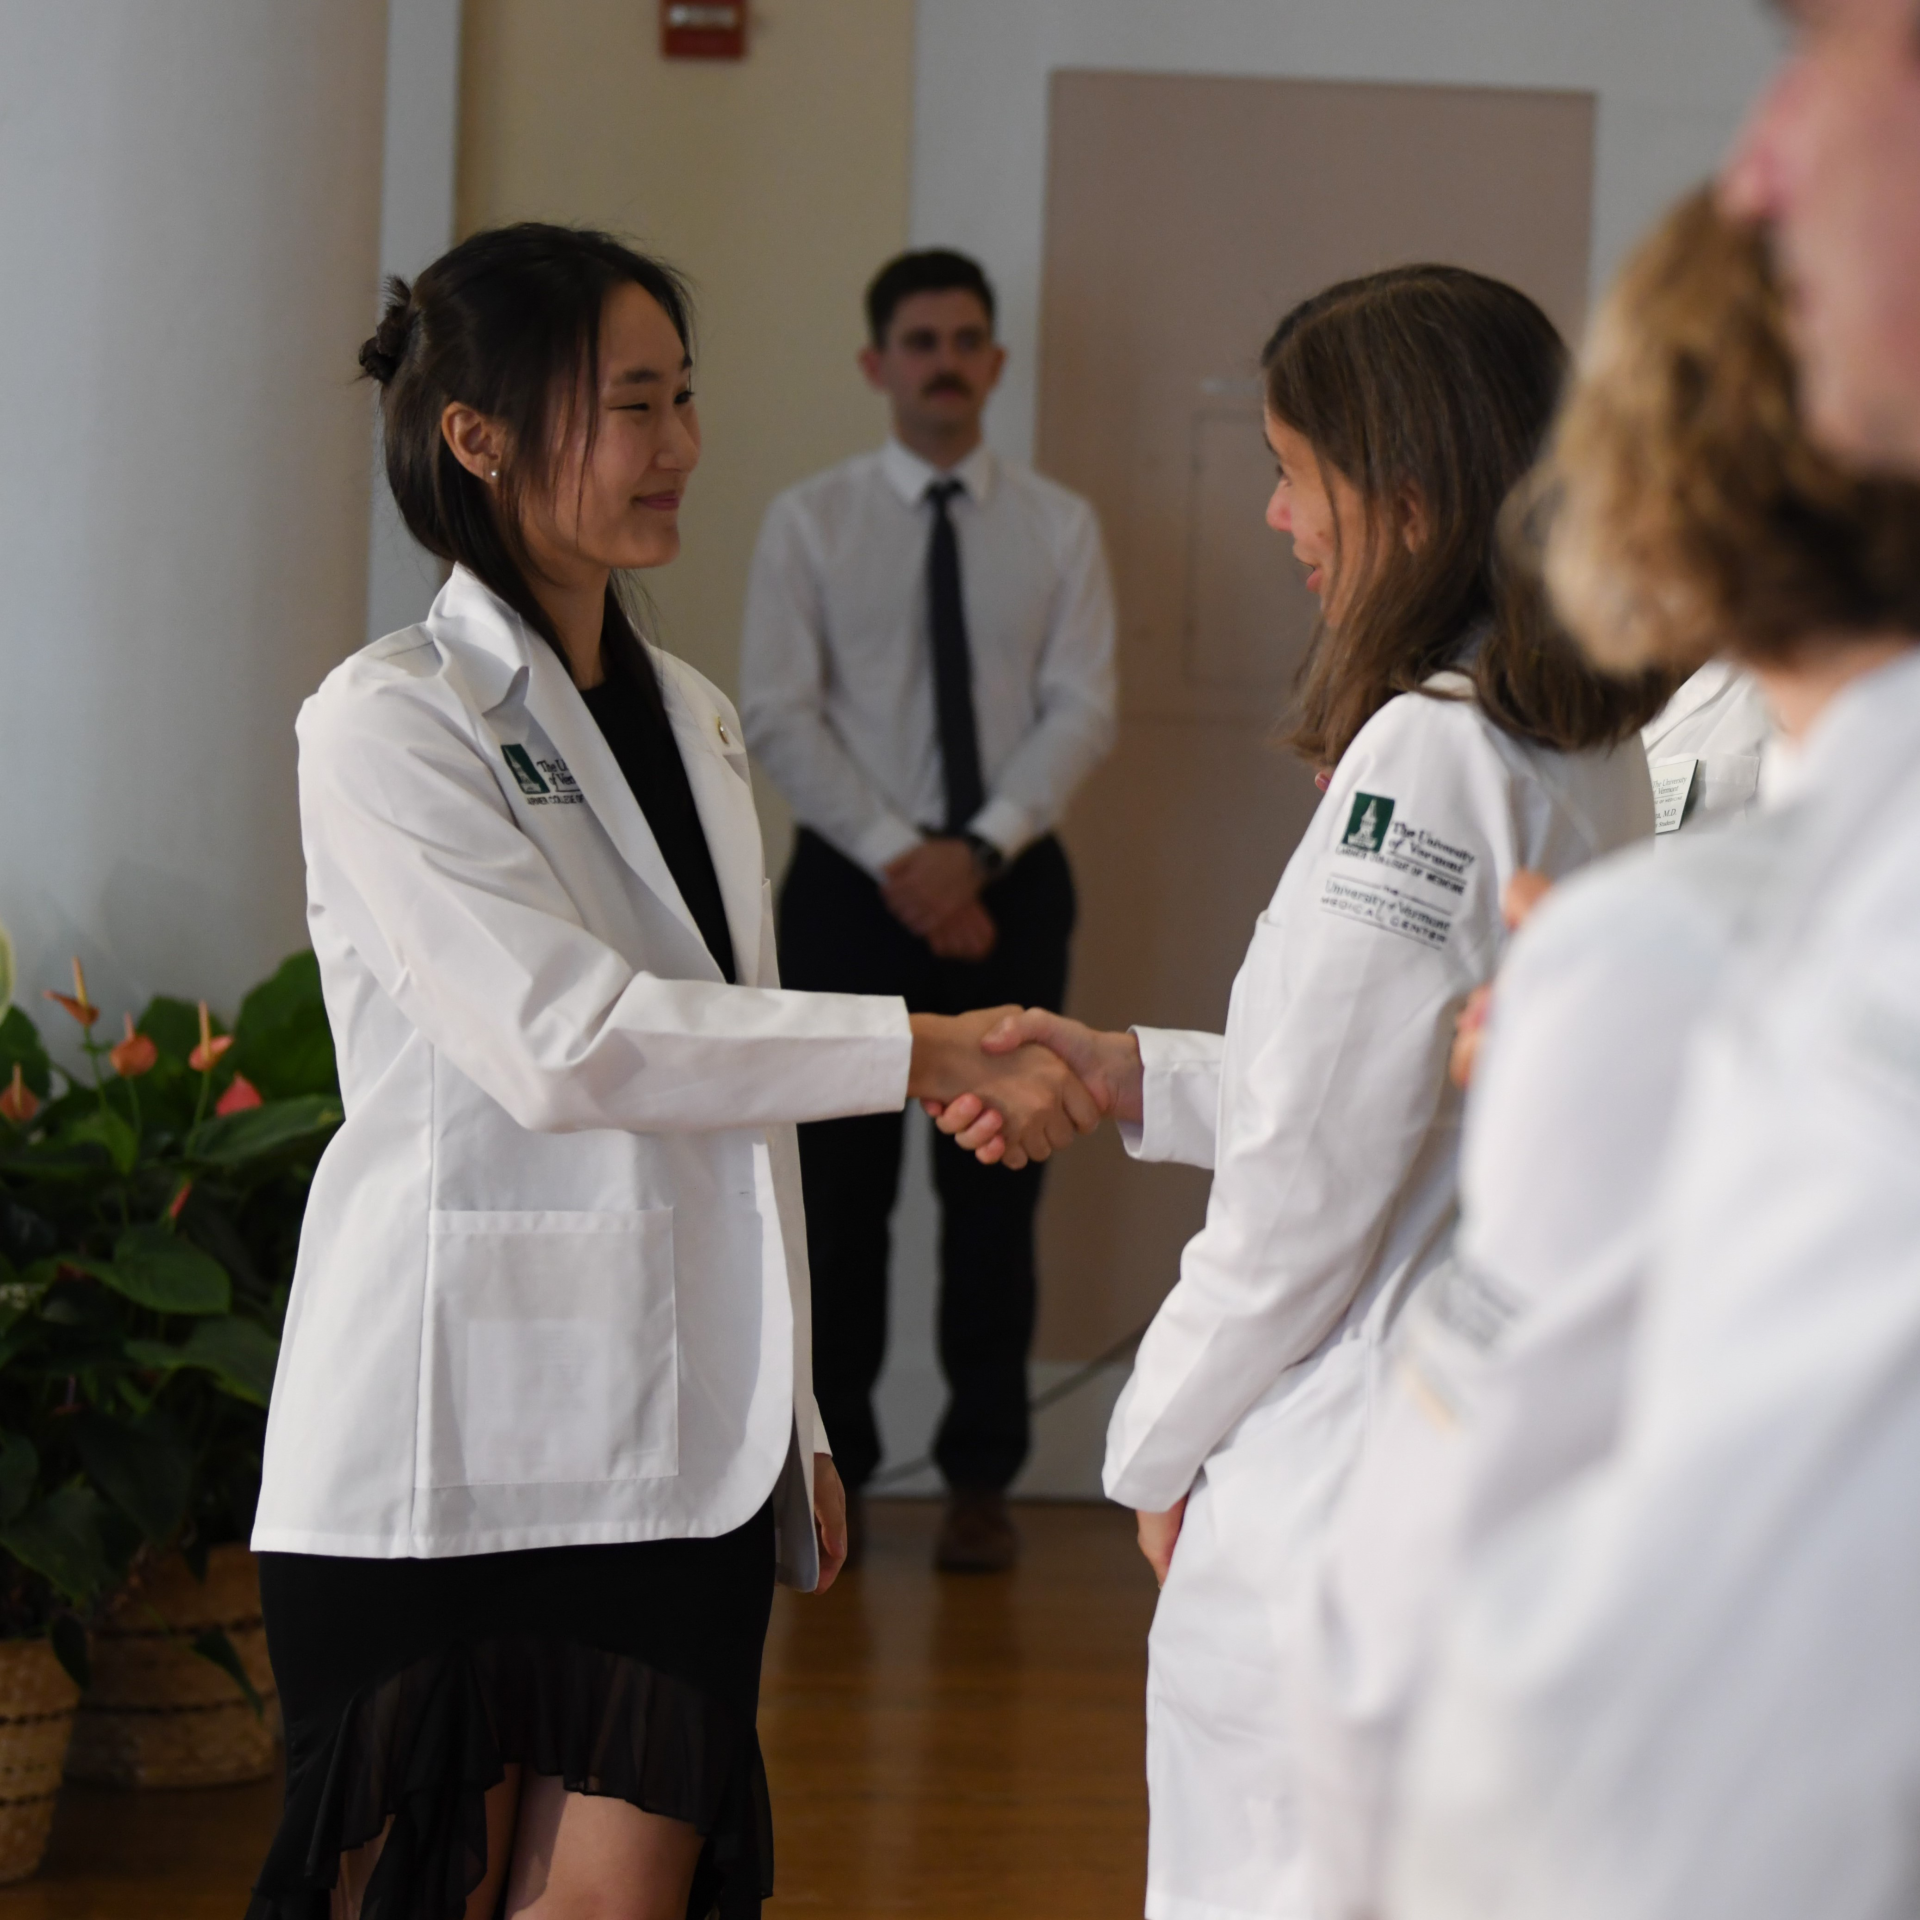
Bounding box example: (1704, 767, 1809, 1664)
(905, 1007, 1143, 1168)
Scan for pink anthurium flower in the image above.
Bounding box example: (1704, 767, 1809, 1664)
(109, 1012, 158, 1079)
(0, 1063, 38, 1126)
(215, 1074, 262, 1116)
(43, 956, 100, 1029)
(166, 1179, 193, 1223)
(189, 1000, 233, 1074)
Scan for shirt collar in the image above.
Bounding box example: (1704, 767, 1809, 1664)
(880, 436, 996, 508)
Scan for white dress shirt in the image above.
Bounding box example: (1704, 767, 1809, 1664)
(738, 438, 1118, 874)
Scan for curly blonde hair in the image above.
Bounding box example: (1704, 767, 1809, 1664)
(1539, 186, 1920, 674)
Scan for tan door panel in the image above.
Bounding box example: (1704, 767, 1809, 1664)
(1035, 70, 1594, 1362)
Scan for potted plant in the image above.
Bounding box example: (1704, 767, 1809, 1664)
(0, 932, 339, 1820)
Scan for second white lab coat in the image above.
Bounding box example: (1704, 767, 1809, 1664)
(254, 567, 912, 1581)
(1390, 647, 1920, 1920)
(1291, 812, 1784, 1920)
(1641, 658, 1772, 840)
(1103, 677, 1652, 1920)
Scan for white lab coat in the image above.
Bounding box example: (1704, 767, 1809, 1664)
(253, 567, 912, 1581)
(1103, 677, 1653, 1920)
(1389, 647, 1920, 1920)
(1641, 658, 1772, 840)
(1292, 813, 1783, 1920)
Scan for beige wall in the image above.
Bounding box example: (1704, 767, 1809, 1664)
(459, 0, 917, 862)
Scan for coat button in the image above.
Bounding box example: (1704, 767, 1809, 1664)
(715, 716, 732, 746)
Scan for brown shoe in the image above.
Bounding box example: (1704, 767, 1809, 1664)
(934, 1489, 1018, 1573)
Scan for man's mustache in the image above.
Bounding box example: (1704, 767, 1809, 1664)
(922, 374, 974, 398)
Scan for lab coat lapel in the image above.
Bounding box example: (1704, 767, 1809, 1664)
(426, 567, 728, 980)
(519, 638, 719, 974)
(661, 661, 766, 988)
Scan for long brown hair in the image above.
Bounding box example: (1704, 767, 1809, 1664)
(1263, 264, 1670, 767)
(1540, 188, 1920, 673)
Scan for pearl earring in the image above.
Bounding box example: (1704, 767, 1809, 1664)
(488, 468, 499, 482)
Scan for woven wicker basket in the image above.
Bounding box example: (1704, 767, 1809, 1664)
(65, 1544, 278, 1790)
(0, 1637, 80, 1881)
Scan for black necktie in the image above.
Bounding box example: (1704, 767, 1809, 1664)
(926, 479, 985, 831)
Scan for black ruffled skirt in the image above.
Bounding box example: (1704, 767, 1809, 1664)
(247, 1503, 776, 1920)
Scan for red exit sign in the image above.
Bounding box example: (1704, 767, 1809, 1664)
(661, 1, 746, 59)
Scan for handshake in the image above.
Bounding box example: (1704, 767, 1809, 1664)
(905, 1008, 1147, 1171)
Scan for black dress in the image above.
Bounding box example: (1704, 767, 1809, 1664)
(249, 646, 765, 1920)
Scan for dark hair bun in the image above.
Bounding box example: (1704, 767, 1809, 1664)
(358, 277, 416, 386)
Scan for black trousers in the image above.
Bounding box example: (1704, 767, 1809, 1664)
(778, 829, 1076, 1493)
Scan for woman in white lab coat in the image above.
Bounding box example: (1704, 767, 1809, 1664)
(1285, 192, 1920, 1920)
(941, 266, 1663, 1920)
(1374, 203, 1920, 1920)
(244, 226, 1094, 1920)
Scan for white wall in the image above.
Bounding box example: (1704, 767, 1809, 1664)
(910, 0, 1786, 466)
(0, 3, 388, 1032)
(365, 0, 463, 645)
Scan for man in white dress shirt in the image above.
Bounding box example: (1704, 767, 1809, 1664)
(740, 250, 1116, 1571)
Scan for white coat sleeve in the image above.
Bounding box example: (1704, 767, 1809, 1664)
(298, 675, 912, 1136)
(737, 493, 924, 876)
(1120, 1027, 1225, 1169)
(1104, 698, 1512, 1513)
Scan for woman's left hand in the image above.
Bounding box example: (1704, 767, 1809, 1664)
(812, 1454, 849, 1592)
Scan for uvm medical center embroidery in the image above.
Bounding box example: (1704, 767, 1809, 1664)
(1320, 790, 1475, 949)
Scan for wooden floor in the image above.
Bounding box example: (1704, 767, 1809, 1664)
(1, 1501, 1156, 1917)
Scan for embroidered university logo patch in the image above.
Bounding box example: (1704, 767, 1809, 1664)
(1341, 792, 1395, 852)
(1323, 792, 1476, 950)
(502, 744, 549, 794)
(501, 744, 585, 807)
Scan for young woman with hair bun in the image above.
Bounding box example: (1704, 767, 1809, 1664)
(245, 223, 1095, 1920)
(939, 263, 1663, 1920)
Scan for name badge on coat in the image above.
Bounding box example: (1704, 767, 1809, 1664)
(1650, 757, 1700, 834)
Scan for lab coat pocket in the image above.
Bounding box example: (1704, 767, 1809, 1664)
(422, 1209, 678, 1490)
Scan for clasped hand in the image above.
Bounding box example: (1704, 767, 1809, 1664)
(910, 1008, 1145, 1171)
(905, 1006, 1111, 1167)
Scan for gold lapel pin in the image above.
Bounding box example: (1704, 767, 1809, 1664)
(715, 716, 733, 747)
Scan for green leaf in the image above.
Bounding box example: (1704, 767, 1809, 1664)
(49, 1614, 90, 1691)
(66, 1103, 139, 1175)
(0, 1486, 118, 1605)
(69, 1411, 190, 1545)
(189, 1626, 264, 1717)
(0, 1005, 52, 1099)
(82, 1225, 229, 1315)
(230, 952, 338, 1100)
(0, 1434, 37, 1525)
(185, 1094, 342, 1168)
(125, 1314, 279, 1407)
